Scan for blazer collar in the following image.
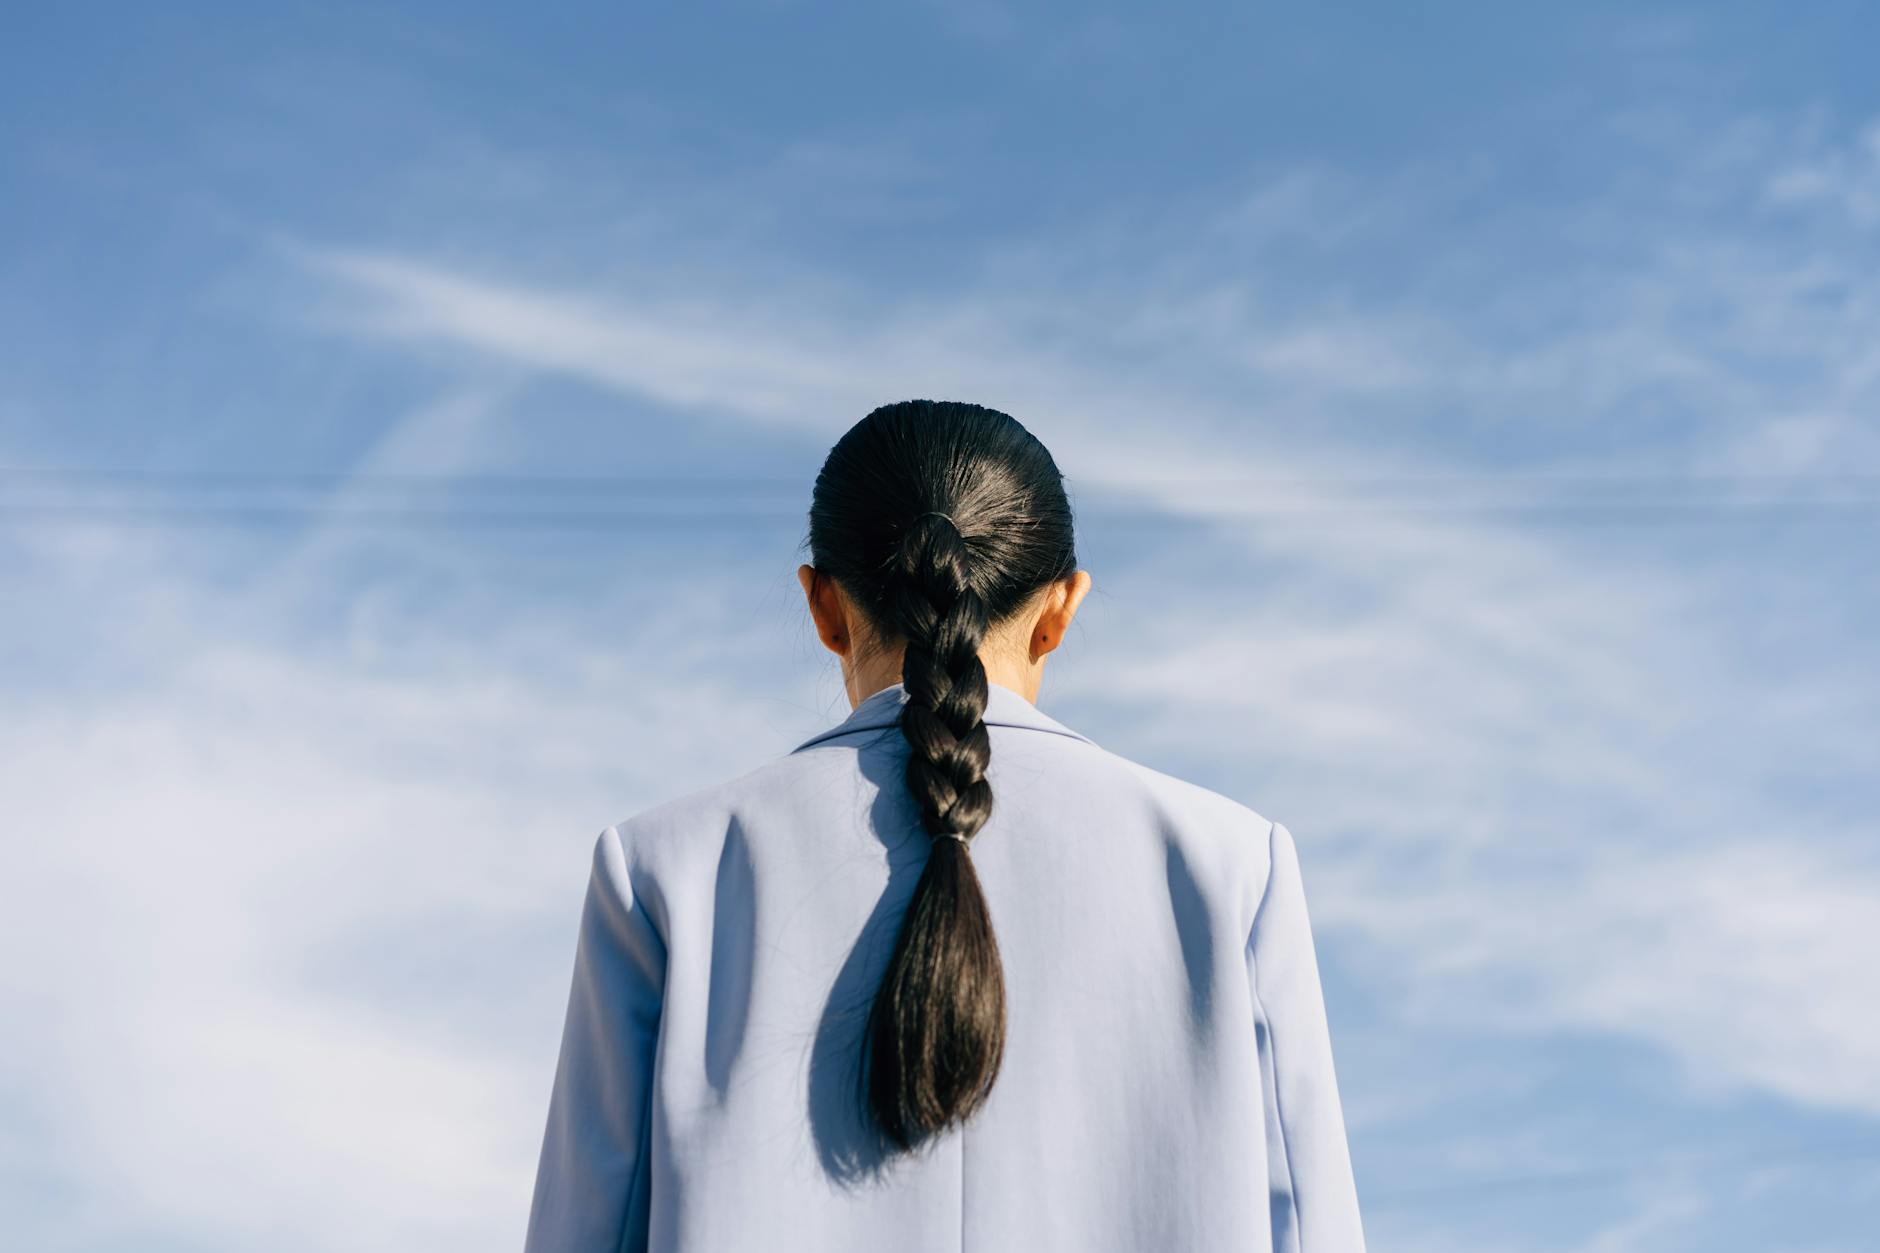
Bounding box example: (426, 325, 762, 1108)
(791, 680, 1098, 753)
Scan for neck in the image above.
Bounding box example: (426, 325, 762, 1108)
(844, 646, 1042, 710)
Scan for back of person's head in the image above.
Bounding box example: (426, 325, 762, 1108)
(805, 398, 1079, 1152)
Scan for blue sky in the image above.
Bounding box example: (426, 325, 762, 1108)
(4, 4, 1879, 1250)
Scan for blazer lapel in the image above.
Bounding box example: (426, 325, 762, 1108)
(791, 681, 1097, 752)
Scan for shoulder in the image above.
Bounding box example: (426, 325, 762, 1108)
(1106, 746, 1276, 833)
(600, 730, 1290, 927)
(581, 754, 806, 939)
(1036, 738, 1284, 916)
(606, 753, 787, 849)
(601, 743, 863, 869)
(1102, 743, 1298, 922)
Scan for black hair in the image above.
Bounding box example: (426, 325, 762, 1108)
(805, 398, 1079, 1151)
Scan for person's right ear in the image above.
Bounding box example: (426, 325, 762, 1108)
(1031, 570, 1091, 660)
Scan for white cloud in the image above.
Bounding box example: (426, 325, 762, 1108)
(11, 100, 1880, 1253)
(1314, 837, 1880, 1117)
(1764, 117, 1880, 226)
(261, 120, 1880, 1133)
(0, 588, 799, 1250)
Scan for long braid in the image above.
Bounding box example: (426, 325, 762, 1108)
(861, 511, 1008, 1148)
(896, 513, 995, 845)
(806, 398, 1078, 1153)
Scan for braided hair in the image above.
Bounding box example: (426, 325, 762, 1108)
(805, 399, 1079, 1151)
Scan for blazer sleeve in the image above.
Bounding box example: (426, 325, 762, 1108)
(524, 825, 668, 1253)
(1245, 819, 1367, 1253)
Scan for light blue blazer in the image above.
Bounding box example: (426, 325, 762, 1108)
(525, 680, 1367, 1252)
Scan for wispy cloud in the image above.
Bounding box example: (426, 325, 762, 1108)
(9, 37, 1880, 1247)
(263, 108, 1880, 1133)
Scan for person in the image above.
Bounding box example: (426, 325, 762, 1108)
(523, 399, 1368, 1252)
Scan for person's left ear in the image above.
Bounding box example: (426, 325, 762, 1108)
(798, 563, 854, 657)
